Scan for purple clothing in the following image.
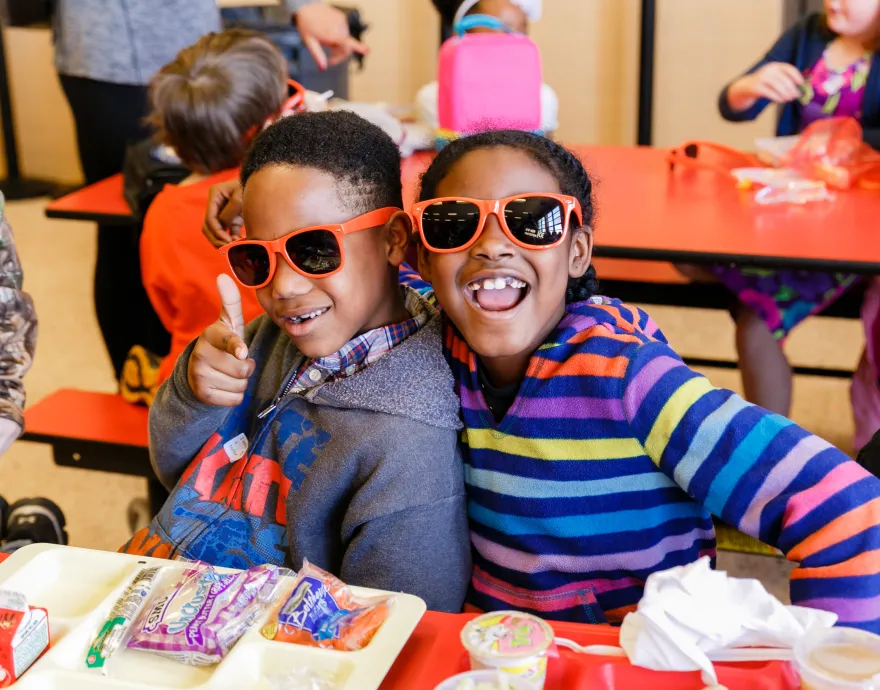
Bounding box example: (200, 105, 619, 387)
(712, 46, 872, 340)
(801, 50, 871, 126)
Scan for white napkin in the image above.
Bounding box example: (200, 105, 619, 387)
(619, 557, 837, 685)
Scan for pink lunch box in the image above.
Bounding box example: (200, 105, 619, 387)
(437, 16, 543, 136)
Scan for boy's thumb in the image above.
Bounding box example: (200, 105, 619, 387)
(217, 274, 245, 338)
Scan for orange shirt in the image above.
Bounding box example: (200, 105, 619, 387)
(141, 169, 263, 383)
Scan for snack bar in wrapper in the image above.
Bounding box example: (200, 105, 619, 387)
(127, 563, 282, 666)
(86, 566, 161, 672)
(262, 560, 393, 651)
(0, 590, 49, 687)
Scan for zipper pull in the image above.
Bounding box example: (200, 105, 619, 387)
(257, 402, 277, 419)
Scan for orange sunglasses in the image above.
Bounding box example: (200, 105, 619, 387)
(221, 207, 399, 288)
(410, 194, 582, 253)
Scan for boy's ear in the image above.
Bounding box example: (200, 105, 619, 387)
(384, 211, 412, 267)
(568, 226, 593, 279)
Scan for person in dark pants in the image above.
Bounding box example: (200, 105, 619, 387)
(59, 77, 166, 378)
(52, 0, 366, 380)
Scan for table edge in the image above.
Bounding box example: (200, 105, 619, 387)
(594, 245, 880, 275)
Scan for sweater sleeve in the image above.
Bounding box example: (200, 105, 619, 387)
(621, 339, 880, 632)
(148, 316, 266, 488)
(148, 338, 231, 489)
(0, 199, 35, 435)
(718, 18, 805, 123)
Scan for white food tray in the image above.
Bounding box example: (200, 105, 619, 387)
(0, 544, 426, 690)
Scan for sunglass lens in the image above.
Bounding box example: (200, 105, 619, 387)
(228, 244, 271, 287)
(504, 197, 567, 246)
(420, 201, 481, 250)
(286, 230, 342, 275)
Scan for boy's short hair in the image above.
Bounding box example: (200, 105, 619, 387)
(241, 110, 404, 212)
(148, 29, 288, 174)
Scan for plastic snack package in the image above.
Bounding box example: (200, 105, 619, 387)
(782, 116, 880, 189)
(261, 560, 394, 651)
(128, 563, 285, 665)
(754, 179, 834, 205)
(264, 667, 339, 690)
(86, 565, 162, 673)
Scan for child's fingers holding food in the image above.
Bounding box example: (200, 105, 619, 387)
(753, 62, 803, 102)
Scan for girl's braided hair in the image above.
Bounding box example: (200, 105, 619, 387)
(418, 130, 599, 303)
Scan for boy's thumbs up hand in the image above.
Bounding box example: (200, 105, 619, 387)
(187, 275, 256, 407)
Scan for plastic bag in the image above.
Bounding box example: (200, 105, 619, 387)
(261, 560, 393, 651)
(85, 565, 162, 673)
(782, 117, 880, 189)
(127, 563, 285, 665)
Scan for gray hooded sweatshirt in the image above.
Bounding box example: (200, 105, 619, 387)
(53, 0, 316, 85)
(125, 292, 471, 613)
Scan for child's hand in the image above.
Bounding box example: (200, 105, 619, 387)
(728, 62, 804, 111)
(203, 180, 243, 248)
(187, 275, 256, 407)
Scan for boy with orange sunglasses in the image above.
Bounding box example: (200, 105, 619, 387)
(124, 111, 471, 613)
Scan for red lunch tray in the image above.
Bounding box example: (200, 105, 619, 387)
(380, 612, 800, 690)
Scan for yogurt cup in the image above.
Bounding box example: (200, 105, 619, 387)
(433, 670, 536, 690)
(460, 611, 554, 689)
(793, 626, 880, 690)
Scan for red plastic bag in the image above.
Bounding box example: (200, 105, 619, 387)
(782, 117, 880, 189)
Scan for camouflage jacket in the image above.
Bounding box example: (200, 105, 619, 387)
(0, 196, 36, 433)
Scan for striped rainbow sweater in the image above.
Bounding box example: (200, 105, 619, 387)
(445, 296, 880, 631)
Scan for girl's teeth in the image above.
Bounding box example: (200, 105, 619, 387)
(472, 277, 528, 290)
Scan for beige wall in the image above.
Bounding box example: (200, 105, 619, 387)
(653, 0, 785, 148)
(3, 0, 789, 183)
(3, 27, 82, 183)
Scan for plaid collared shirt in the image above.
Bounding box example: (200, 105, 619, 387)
(289, 288, 429, 394)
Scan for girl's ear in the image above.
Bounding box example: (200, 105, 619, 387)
(568, 226, 593, 279)
(384, 211, 412, 267)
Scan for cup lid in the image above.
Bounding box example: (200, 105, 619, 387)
(794, 626, 880, 688)
(460, 611, 554, 660)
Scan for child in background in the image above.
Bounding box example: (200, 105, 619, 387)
(709, 0, 880, 417)
(418, 0, 559, 134)
(140, 29, 288, 387)
(412, 130, 880, 631)
(124, 112, 470, 612)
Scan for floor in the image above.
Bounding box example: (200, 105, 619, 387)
(2, 197, 864, 600)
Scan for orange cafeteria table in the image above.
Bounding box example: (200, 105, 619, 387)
(402, 146, 880, 273)
(20, 389, 168, 516)
(44, 174, 134, 225)
(47, 147, 880, 272)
